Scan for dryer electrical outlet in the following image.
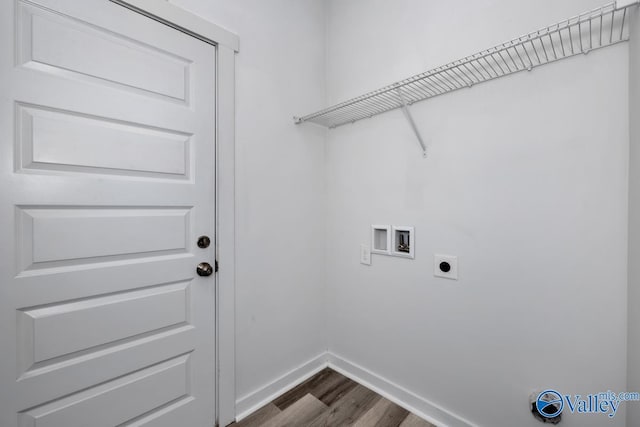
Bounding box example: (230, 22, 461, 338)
(434, 254, 458, 280)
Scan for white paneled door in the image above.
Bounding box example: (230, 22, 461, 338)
(0, 1, 217, 426)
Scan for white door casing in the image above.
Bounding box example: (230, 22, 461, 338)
(0, 1, 218, 426)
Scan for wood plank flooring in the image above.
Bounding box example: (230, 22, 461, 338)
(230, 368, 435, 427)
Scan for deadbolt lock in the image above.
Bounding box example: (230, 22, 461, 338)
(197, 235, 211, 249)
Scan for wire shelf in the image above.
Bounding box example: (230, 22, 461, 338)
(294, 1, 638, 129)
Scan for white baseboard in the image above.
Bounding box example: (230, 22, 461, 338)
(234, 351, 476, 427)
(235, 352, 328, 421)
(327, 352, 478, 427)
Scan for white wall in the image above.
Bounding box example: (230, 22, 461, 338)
(167, 0, 328, 413)
(161, 2, 634, 426)
(325, 1, 629, 426)
(628, 7, 640, 427)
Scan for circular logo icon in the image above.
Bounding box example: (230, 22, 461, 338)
(536, 390, 564, 418)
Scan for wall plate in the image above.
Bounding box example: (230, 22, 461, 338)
(434, 254, 458, 280)
(360, 244, 371, 265)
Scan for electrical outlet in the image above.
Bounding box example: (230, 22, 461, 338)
(360, 244, 371, 265)
(434, 254, 458, 280)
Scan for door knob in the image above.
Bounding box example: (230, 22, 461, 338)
(196, 262, 214, 277)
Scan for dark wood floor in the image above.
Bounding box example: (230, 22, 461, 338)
(229, 368, 435, 427)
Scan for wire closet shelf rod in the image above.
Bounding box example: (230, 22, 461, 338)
(294, 1, 638, 129)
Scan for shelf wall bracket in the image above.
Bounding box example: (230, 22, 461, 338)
(396, 88, 427, 158)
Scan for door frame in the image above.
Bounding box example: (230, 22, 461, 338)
(109, 2, 238, 425)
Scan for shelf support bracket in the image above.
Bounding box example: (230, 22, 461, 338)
(396, 88, 427, 158)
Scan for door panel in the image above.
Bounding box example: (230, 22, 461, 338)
(17, 1, 190, 102)
(18, 104, 191, 178)
(19, 207, 190, 269)
(19, 354, 191, 427)
(0, 1, 216, 426)
(18, 282, 190, 371)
